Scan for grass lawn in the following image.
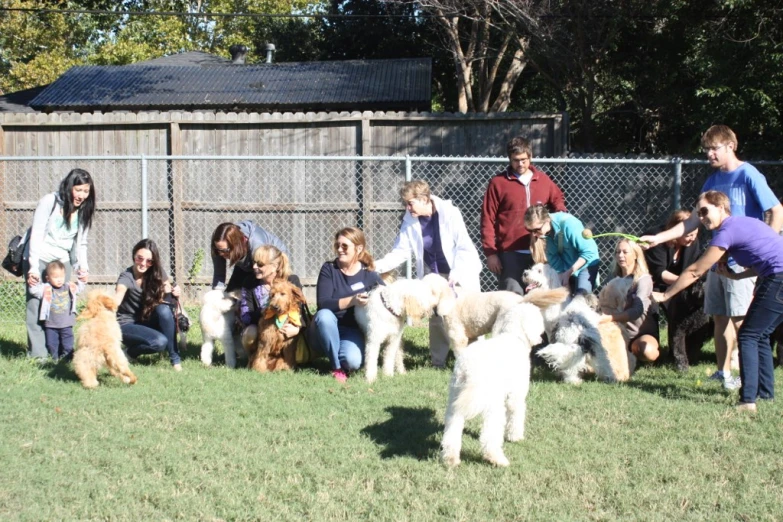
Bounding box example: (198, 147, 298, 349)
(1, 318, 781, 521)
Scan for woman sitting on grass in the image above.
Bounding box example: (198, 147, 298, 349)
(654, 190, 783, 412)
(114, 239, 182, 371)
(310, 227, 384, 382)
(600, 239, 660, 363)
(237, 245, 302, 354)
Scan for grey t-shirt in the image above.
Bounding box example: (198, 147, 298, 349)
(116, 267, 168, 326)
(45, 285, 76, 329)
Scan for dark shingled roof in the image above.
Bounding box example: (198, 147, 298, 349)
(28, 58, 432, 112)
(130, 50, 231, 67)
(0, 85, 47, 112)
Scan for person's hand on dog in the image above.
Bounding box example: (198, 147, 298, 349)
(598, 313, 614, 324)
(558, 269, 572, 287)
(353, 292, 370, 307)
(486, 254, 502, 275)
(280, 323, 300, 339)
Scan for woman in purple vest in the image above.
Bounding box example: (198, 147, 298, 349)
(653, 190, 783, 412)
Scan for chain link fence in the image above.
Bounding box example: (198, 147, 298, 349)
(2, 155, 782, 323)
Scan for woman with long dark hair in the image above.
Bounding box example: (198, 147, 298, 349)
(113, 239, 182, 371)
(210, 221, 288, 291)
(24, 168, 96, 359)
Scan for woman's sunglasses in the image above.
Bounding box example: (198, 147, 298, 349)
(134, 255, 154, 267)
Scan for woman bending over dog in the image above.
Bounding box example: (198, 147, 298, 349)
(236, 245, 303, 356)
(24, 168, 96, 359)
(114, 239, 183, 371)
(524, 205, 600, 295)
(599, 239, 661, 363)
(210, 221, 288, 292)
(311, 227, 384, 383)
(654, 190, 783, 412)
(373, 180, 482, 368)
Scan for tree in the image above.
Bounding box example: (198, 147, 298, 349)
(395, 0, 540, 113)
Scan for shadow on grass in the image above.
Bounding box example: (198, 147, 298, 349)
(625, 376, 732, 404)
(44, 360, 81, 383)
(0, 337, 26, 358)
(361, 406, 441, 460)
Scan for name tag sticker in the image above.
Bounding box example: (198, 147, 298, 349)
(350, 282, 366, 291)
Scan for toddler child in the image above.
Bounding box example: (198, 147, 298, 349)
(30, 260, 84, 361)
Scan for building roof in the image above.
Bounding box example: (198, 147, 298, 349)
(28, 58, 432, 112)
(130, 50, 231, 67)
(0, 85, 47, 113)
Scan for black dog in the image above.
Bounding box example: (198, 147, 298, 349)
(662, 281, 713, 372)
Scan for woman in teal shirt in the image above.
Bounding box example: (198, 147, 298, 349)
(524, 205, 600, 295)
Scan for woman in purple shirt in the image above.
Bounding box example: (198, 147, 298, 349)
(654, 190, 783, 412)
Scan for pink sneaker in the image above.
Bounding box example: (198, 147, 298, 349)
(332, 369, 348, 383)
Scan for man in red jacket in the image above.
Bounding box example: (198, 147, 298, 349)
(481, 136, 567, 294)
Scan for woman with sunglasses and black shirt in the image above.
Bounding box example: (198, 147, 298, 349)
(210, 221, 289, 292)
(114, 239, 182, 371)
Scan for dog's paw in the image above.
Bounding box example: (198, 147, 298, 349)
(441, 451, 461, 468)
(506, 429, 525, 442)
(484, 452, 510, 467)
(562, 374, 583, 385)
(81, 380, 99, 389)
(365, 370, 378, 383)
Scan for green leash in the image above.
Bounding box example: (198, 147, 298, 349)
(582, 229, 647, 244)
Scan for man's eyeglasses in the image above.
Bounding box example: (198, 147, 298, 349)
(134, 255, 154, 266)
(702, 143, 727, 154)
(697, 207, 711, 218)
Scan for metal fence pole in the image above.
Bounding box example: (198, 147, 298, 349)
(672, 157, 682, 211)
(141, 155, 149, 239)
(405, 156, 413, 282)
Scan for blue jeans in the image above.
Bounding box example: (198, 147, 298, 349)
(44, 326, 74, 361)
(309, 309, 365, 371)
(736, 275, 783, 404)
(120, 303, 181, 365)
(24, 258, 72, 359)
(570, 264, 599, 296)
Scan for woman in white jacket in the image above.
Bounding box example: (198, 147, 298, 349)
(374, 180, 482, 367)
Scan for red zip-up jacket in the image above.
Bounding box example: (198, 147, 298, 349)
(480, 164, 567, 256)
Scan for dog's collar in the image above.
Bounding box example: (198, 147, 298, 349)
(380, 291, 401, 317)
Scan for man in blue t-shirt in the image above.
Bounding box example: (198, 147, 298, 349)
(641, 125, 783, 389)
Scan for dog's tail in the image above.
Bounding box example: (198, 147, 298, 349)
(537, 342, 586, 372)
(523, 287, 569, 309)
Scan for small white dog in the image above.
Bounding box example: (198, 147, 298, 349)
(199, 289, 243, 368)
(440, 302, 545, 467)
(355, 274, 455, 383)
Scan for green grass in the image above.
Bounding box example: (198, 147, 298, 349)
(1, 320, 782, 521)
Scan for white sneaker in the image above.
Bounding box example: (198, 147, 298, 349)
(723, 376, 741, 390)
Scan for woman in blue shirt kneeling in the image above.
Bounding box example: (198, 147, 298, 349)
(311, 227, 384, 383)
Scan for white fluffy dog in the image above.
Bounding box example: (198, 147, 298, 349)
(440, 302, 545, 467)
(537, 294, 635, 384)
(199, 289, 243, 368)
(355, 273, 456, 383)
(441, 287, 569, 353)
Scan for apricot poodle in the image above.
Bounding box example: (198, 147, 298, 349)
(73, 290, 137, 389)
